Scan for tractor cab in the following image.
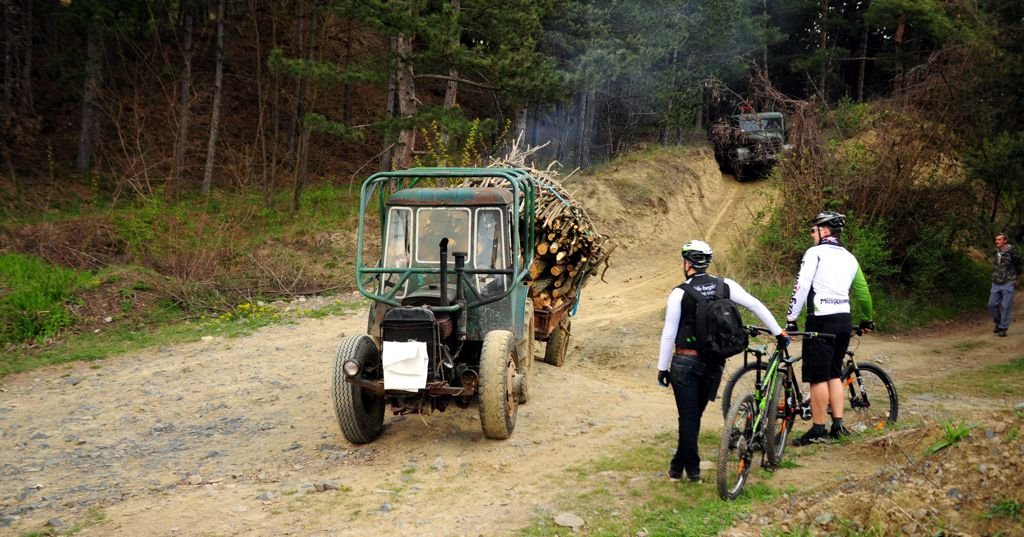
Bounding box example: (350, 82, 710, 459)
(380, 187, 513, 308)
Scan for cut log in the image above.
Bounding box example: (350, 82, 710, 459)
(552, 281, 573, 298)
(530, 277, 554, 294)
(529, 258, 548, 280)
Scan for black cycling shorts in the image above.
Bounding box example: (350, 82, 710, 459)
(801, 313, 852, 384)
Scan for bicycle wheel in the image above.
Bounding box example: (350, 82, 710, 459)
(721, 361, 768, 419)
(761, 373, 784, 468)
(841, 362, 899, 432)
(717, 393, 756, 501)
(767, 373, 797, 467)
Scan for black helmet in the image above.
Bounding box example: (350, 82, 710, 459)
(809, 211, 846, 229)
(680, 240, 713, 269)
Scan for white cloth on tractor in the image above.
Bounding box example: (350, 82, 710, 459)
(382, 340, 429, 391)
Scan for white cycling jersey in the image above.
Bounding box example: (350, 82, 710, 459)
(787, 242, 860, 321)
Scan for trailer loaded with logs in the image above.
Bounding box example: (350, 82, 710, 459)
(332, 166, 611, 444)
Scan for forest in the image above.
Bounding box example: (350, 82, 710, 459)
(1, 0, 1023, 349)
(0, 0, 1017, 199)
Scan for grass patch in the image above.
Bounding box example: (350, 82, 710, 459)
(924, 419, 975, 456)
(1, 180, 369, 377)
(518, 431, 780, 536)
(953, 340, 985, 352)
(932, 356, 1024, 398)
(0, 297, 366, 377)
(0, 253, 88, 345)
(22, 506, 109, 536)
(987, 499, 1023, 521)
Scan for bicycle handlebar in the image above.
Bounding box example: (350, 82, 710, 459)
(746, 325, 837, 341)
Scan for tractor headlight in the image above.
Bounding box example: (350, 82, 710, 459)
(734, 147, 750, 159)
(343, 359, 361, 377)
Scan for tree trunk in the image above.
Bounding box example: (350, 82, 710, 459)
(173, 6, 194, 187)
(2, 2, 13, 117)
(894, 13, 906, 92)
(342, 17, 353, 126)
(856, 21, 868, 102)
(20, 0, 32, 113)
(381, 36, 398, 172)
(443, 0, 460, 110)
(202, 0, 226, 194)
(247, 0, 270, 203)
(1, 0, 14, 173)
(288, 0, 307, 167)
(660, 48, 678, 145)
(292, 0, 320, 213)
(576, 89, 595, 168)
(267, 2, 283, 207)
(761, 0, 769, 80)
(394, 34, 417, 169)
(76, 18, 103, 172)
(514, 106, 528, 144)
(818, 0, 829, 98)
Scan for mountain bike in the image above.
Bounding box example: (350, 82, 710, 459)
(720, 326, 899, 432)
(717, 327, 833, 500)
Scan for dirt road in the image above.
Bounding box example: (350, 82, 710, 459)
(2, 147, 1021, 536)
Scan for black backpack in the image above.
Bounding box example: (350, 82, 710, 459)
(679, 277, 749, 361)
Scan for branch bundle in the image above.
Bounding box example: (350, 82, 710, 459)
(462, 135, 614, 313)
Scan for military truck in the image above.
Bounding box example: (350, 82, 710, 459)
(701, 78, 790, 180)
(708, 111, 788, 180)
(332, 167, 603, 444)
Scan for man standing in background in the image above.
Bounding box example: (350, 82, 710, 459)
(990, 233, 1022, 337)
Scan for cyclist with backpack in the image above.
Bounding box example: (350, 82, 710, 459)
(787, 211, 875, 446)
(657, 240, 787, 482)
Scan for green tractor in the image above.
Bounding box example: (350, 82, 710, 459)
(333, 167, 565, 444)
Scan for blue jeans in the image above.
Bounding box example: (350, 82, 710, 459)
(989, 282, 1015, 330)
(669, 355, 722, 478)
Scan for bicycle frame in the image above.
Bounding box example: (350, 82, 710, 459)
(745, 328, 832, 467)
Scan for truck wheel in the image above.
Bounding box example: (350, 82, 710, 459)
(479, 330, 518, 439)
(332, 335, 385, 444)
(733, 162, 747, 181)
(518, 303, 535, 404)
(543, 317, 571, 367)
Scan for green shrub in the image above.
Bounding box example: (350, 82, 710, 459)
(924, 419, 974, 456)
(831, 97, 871, 136)
(0, 253, 87, 344)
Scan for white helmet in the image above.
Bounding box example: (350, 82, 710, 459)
(681, 240, 713, 269)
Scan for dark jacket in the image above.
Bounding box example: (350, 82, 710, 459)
(993, 243, 1023, 284)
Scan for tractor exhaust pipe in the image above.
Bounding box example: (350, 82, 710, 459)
(439, 238, 449, 308)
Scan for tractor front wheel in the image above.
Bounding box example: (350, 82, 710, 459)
(479, 330, 519, 439)
(332, 335, 385, 444)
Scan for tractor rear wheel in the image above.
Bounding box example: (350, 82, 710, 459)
(479, 330, 518, 439)
(544, 317, 571, 367)
(332, 335, 385, 444)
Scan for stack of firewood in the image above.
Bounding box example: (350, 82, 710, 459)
(462, 136, 614, 313)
